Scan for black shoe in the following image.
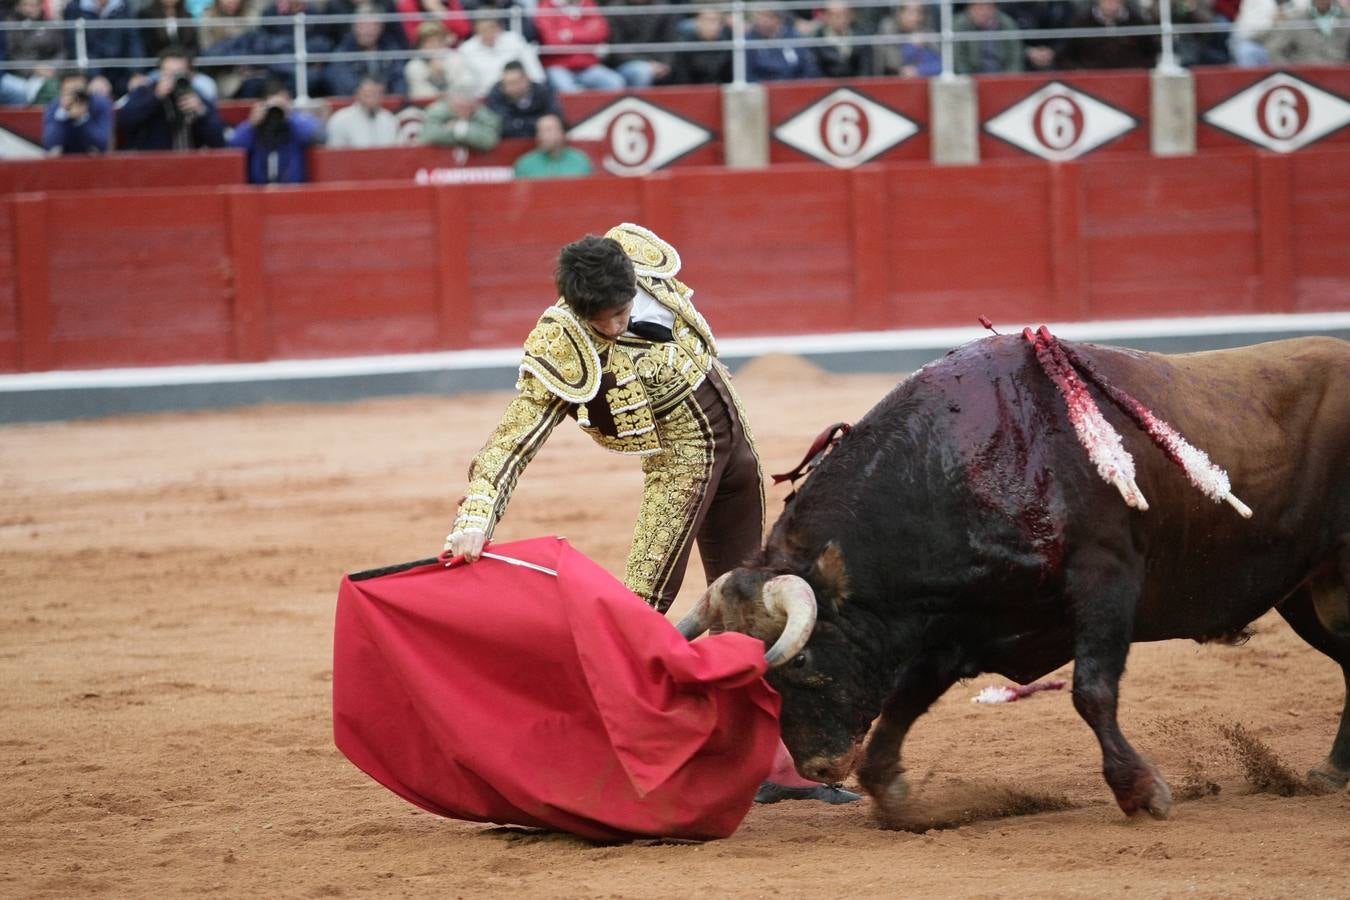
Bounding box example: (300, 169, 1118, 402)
(754, 781, 863, 805)
(812, 784, 863, 804)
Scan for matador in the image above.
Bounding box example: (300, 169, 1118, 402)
(444, 223, 766, 613)
(445, 225, 862, 805)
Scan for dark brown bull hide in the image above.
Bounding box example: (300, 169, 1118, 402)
(682, 335, 1350, 822)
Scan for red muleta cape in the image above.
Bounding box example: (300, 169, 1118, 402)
(332, 536, 781, 841)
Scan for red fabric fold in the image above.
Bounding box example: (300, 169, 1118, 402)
(332, 536, 780, 841)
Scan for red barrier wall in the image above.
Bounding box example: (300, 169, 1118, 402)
(4, 145, 1347, 373)
(309, 141, 527, 181)
(0, 149, 246, 194)
(308, 140, 606, 182)
(0, 202, 16, 371)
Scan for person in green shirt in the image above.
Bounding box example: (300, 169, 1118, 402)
(952, 0, 1024, 74)
(512, 114, 594, 179)
(420, 81, 502, 151)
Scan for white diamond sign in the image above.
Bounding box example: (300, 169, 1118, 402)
(773, 88, 919, 169)
(984, 81, 1137, 161)
(567, 96, 712, 176)
(1202, 72, 1350, 153)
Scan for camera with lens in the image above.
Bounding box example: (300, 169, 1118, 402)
(256, 103, 292, 148)
(165, 73, 196, 122)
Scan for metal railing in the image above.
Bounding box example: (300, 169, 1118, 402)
(0, 0, 1343, 101)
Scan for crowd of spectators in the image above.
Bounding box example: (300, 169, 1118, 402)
(5, 0, 1347, 178)
(5, 0, 1346, 107)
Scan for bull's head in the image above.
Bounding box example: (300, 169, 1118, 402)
(677, 545, 879, 784)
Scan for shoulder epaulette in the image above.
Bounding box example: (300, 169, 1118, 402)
(605, 222, 681, 279)
(519, 302, 602, 403)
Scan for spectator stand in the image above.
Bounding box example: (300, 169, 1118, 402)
(0, 5, 1346, 180)
(0, 1, 1346, 98)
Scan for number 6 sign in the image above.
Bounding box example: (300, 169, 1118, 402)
(984, 81, 1137, 161)
(774, 88, 918, 169)
(1203, 72, 1350, 153)
(567, 97, 713, 175)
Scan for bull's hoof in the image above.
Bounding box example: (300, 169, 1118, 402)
(1112, 762, 1172, 820)
(865, 775, 911, 826)
(1307, 759, 1350, 792)
(856, 762, 897, 796)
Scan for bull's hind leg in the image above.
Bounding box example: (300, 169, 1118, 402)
(1068, 554, 1172, 818)
(855, 660, 958, 824)
(1277, 553, 1350, 791)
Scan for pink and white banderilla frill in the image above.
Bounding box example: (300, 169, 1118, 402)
(1019, 325, 1252, 519)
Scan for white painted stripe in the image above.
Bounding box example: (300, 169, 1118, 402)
(0, 347, 523, 391)
(717, 312, 1350, 357)
(2, 312, 1347, 393)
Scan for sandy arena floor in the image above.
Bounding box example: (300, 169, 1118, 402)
(2, 355, 1347, 899)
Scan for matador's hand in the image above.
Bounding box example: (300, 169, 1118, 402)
(444, 531, 486, 562)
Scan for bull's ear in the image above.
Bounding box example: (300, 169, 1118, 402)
(808, 541, 850, 612)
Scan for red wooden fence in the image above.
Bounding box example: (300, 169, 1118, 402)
(2, 145, 1346, 373)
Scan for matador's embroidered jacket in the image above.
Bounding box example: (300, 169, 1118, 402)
(449, 224, 761, 601)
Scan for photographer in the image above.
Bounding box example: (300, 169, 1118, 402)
(119, 46, 226, 151)
(42, 72, 112, 155)
(228, 79, 324, 184)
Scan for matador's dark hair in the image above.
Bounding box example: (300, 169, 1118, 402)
(555, 235, 636, 320)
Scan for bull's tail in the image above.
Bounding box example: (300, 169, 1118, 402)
(1014, 324, 1252, 519)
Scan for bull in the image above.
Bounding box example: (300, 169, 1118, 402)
(679, 334, 1350, 820)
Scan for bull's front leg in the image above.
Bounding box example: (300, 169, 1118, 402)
(1068, 553, 1173, 818)
(856, 659, 957, 825)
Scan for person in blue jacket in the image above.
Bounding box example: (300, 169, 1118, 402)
(118, 46, 226, 150)
(324, 7, 408, 97)
(745, 3, 819, 82)
(63, 0, 146, 97)
(43, 71, 113, 154)
(229, 78, 325, 184)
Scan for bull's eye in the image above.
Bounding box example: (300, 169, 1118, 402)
(790, 654, 809, 669)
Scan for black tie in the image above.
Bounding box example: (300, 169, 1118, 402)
(627, 320, 673, 343)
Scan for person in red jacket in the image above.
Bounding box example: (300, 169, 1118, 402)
(533, 0, 625, 93)
(393, 0, 471, 48)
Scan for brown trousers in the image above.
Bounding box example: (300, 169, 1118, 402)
(629, 367, 766, 613)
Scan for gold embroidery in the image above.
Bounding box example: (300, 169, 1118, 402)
(519, 303, 602, 403)
(605, 222, 681, 279)
(455, 233, 738, 548)
(452, 373, 568, 539)
(622, 368, 765, 610)
(624, 397, 715, 606)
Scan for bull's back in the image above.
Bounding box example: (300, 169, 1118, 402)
(778, 335, 1347, 632)
(1085, 337, 1350, 512)
(1078, 337, 1350, 635)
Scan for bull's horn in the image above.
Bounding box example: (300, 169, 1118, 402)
(762, 575, 818, 667)
(676, 571, 733, 639)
